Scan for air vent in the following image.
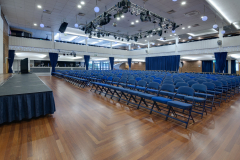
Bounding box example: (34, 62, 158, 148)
(184, 10, 199, 17)
(192, 24, 200, 27)
(78, 12, 85, 16)
(167, 10, 176, 14)
(43, 10, 52, 14)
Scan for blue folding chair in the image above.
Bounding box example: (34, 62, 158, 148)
(167, 86, 195, 128)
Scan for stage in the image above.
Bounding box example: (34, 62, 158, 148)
(0, 74, 56, 124)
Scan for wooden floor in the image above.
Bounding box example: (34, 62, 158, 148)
(1, 75, 240, 160)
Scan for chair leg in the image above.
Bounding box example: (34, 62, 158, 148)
(137, 98, 142, 109)
(150, 102, 155, 114)
(166, 106, 171, 121)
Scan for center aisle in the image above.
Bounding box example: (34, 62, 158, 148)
(1, 75, 240, 160)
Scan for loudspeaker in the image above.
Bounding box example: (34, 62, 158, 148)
(59, 22, 68, 33)
(21, 58, 28, 74)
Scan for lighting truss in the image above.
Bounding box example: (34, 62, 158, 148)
(81, 0, 179, 41)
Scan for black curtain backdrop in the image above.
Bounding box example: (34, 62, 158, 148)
(145, 55, 180, 71)
(202, 61, 213, 72)
(49, 53, 58, 75)
(214, 52, 227, 73)
(8, 50, 15, 73)
(128, 58, 132, 70)
(84, 55, 90, 70)
(231, 60, 236, 74)
(109, 57, 114, 70)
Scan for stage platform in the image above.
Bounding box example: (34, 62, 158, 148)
(0, 74, 56, 124)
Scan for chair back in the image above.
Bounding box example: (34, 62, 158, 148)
(188, 81, 198, 87)
(137, 80, 147, 87)
(176, 82, 189, 88)
(203, 82, 215, 90)
(147, 82, 160, 90)
(128, 79, 137, 85)
(192, 84, 207, 93)
(177, 86, 195, 96)
(160, 84, 175, 92)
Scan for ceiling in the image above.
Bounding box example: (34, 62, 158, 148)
(1, 0, 240, 47)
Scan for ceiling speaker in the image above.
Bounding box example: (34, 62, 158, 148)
(59, 22, 68, 33)
(217, 40, 222, 46)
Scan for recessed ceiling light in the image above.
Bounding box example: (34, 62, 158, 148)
(78, 5, 82, 8)
(201, 16, 203, 19)
(81, 1, 85, 5)
(34, 23, 37, 26)
(136, 20, 139, 23)
(174, 34, 176, 35)
(170, 35, 172, 36)
(150, 35, 153, 37)
(182, 27, 185, 29)
(188, 26, 191, 28)
(145, 40, 147, 41)
(37, 5, 42, 9)
(117, 17, 120, 20)
(121, 15, 124, 18)
(131, 22, 134, 25)
(181, 1, 186, 5)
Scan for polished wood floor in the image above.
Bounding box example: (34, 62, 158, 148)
(1, 75, 240, 160)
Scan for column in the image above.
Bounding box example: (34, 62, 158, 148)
(219, 27, 224, 47)
(85, 38, 88, 53)
(128, 44, 131, 51)
(175, 36, 179, 54)
(110, 42, 112, 55)
(51, 32, 54, 49)
(228, 60, 231, 74)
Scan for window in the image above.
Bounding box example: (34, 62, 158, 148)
(101, 62, 110, 70)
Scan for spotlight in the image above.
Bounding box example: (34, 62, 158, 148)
(213, 24, 218, 29)
(202, 16, 208, 21)
(221, 30, 226, 34)
(188, 36, 192, 39)
(40, 23, 44, 28)
(172, 30, 175, 33)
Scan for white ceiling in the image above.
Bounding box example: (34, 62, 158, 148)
(1, 0, 231, 40)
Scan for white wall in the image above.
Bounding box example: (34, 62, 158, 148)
(0, 8, 3, 74)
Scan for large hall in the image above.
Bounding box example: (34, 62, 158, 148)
(0, 0, 240, 159)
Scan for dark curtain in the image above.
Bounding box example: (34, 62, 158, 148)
(109, 57, 114, 70)
(202, 61, 213, 72)
(0, 91, 55, 124)
(84, 55, 90, 70)
(224, 60, 228, 73)
(214, 52, 227, 73)
(128, 58, 132, 70)
(231, 60, 236, 74)
(8, 50, 15, 73)
(49, 53, 58, 75)
(145, 55, 180, 71)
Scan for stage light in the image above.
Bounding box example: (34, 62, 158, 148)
(78, 5, 82, 8)
(221, 30, 226, 34)
(202, 16, 208, 21)
(40, 23, 44, 28)
(188, 36, 192, 39)
(136, 20, 139, 23)
(172, 0, 177, 1)
(94, 6, 100, 13)
(37, 5, 42, 9)
(34, 23, 37, 26)
(75, 23, 78, 28)
(181, 1, 186, 5)
(131, 22, 134, 25)
(121, 15, 124, 18)
(117, 17, 120, 20)
(172, 30, 175, 33)
(81, 1, 85, 5)
(213, 24, 218, 29)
